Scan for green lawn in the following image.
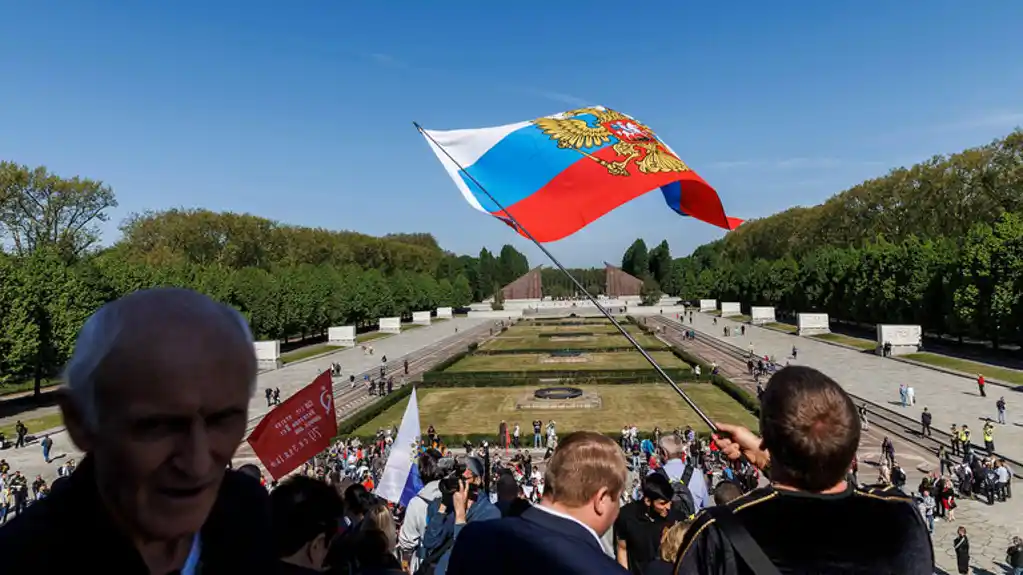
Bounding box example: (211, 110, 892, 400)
(358, 331, 392, 343)
(722, 314, 752, 322)
(281, 343, 343, 364)
(444, 350, 689, 372)
(766, 322, 797, 333)
(813, 333, 876, 350)
(353, 384, 757, 436)
(0, 379, 61, 398)
(513, 323, 625, 335)
(401, 323, 425, 331)
(903, 353, 1023, 385)
(481, 331, 665, 351)
(0, 411, 65, 437)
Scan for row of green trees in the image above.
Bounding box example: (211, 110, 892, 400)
(0, 161, 530, 393)
(667, 130, 1023, 348)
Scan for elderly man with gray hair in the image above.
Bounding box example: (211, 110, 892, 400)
(0, 288, 275, 574)
(649, 434, 709, 517)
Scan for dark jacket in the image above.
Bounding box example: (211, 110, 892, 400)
(675, 484, 933, 575)
(446, 504, 629, 575)
(0, 455, 275, 573)
(422, 495, 501, 575)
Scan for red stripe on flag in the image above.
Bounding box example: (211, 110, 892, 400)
(246, 370, 338, 480)
(500, 146, 697, 242)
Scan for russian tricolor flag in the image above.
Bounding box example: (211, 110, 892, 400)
(420, 106, 741, 243)
(375, 387, 424, 506)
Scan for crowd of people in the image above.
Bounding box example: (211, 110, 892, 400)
(2, 288, 1023, 575)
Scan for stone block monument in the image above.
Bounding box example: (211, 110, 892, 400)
(720, 302, 741, 317)
(699, 299, 717, 312)
(412, 311, 432, 325)
(328, 326, 356, 348)
(436, 306, 453, 318)
(750, 306, 776, 325)
(876, 324, 922, 356)
(378, 317, 402, 334)
(797, 313, 830, 336)
(253, 340, 282, 371)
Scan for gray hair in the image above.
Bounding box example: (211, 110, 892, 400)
(659, 435, 686, 459)
(63, 289, 257, 429)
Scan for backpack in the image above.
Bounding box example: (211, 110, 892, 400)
(655, 465, 697, 519)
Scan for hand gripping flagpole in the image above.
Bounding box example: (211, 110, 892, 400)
(414, 122, 717, 433)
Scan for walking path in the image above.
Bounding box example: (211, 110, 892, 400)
(684, 312, 1023, 463)
(666, 313, 1022, 573)
(0, 317, 497, 484)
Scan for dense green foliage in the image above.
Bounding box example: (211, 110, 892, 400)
(666, 130, 1023, 348)
(0, 161, 529, 392)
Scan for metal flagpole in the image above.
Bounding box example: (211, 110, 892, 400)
(414, 122, 717, 432)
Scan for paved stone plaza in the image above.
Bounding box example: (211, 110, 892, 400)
(676, 312, 1022, 572)
(0, 317, 493, 484)
(681, 312, 1023, 463)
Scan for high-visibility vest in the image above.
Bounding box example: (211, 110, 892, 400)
(960, 431, 969, 442)
(984, 431, 993, 442)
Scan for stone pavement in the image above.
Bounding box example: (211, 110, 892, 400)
(674, 312, 1023, 573)
(0, 317, 496, 485)
(680, 312, 1023, 464)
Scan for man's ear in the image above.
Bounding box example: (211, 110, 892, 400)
(57, 389, 96, 453)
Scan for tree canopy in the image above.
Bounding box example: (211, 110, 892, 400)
(0, 161, 530, 394)
(666, 129, 1023, 348)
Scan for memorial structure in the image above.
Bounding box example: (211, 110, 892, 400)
(720, 302, 741, 317)
(699, 299, 717, 312)
(604, 263, 643, 298)
(501, 267, 543, 300)
(253, 340, 282, 370)
(327, 326, 356, 348)
(876, 324, 922, 356)
(436, 306, 453, 318)
(412, 311, 432, 325)
(379, 317, 402, 334)
(797, 313, 830, 336)
(750, 306, 776, 325)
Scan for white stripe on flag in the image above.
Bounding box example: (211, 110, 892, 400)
(375, 388, 422, 504)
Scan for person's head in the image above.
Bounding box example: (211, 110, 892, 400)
(59, 288, 256, 542)
(958, 526, 966, 536)
(343, 482, 373, 521)
(272, 475, 344, 570)
(496, 471, 519, 502)
(641, 472, 674, 518)
(659, 520, 691, 563)
(542, 431, 627, 536)
(659, 435, 686, 461)
(418, 448, 444, 483)
(358, 503, 397, 553)
(464, 455, 486, 487)
(712, 480, 743, 506)
(760, 366, 860, 492)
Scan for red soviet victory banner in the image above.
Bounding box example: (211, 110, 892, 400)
(247, 370, 338, 480)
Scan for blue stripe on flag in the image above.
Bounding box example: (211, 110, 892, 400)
(399, 464, 424, 507)
(457, 114, 617, 212)
(659, 181, 690, 218)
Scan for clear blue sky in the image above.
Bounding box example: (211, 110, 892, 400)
(2, 1, 1021, 267)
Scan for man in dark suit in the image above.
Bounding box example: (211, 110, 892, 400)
(447, 431, 630, 575)
(0, 289, 276, 573)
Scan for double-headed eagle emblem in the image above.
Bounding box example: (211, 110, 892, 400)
(533, 107, 689, 177)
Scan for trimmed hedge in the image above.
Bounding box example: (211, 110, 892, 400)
(336, 384, 414, 437)
(631, 316, 761, 417)
(474, 345, 670, 355)
(421, 368, 698, 386)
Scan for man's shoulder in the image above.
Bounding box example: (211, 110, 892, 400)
(0, 490, 76, 563)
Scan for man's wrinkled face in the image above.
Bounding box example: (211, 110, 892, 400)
(74, 321, 252, 541)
